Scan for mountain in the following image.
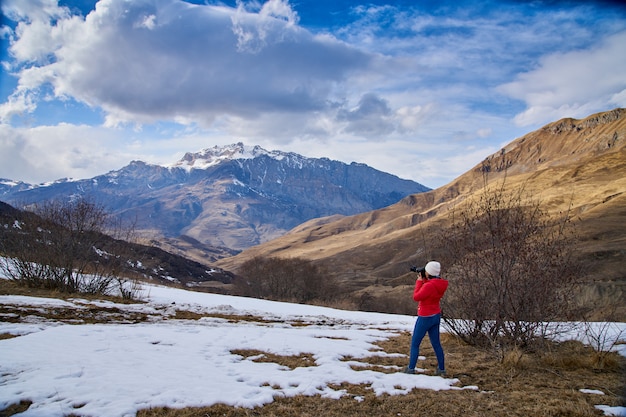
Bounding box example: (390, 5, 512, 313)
(214, 109, 626, 320)
(0, 143, 429, 258)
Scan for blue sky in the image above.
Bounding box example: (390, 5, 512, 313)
(1, 0, 625, 188)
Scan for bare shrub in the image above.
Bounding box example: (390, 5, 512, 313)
(0, 198, 138, 298)
(581, 305, 626, 369)
(233, 257, 337, 303)
(439, 178, 584, 351)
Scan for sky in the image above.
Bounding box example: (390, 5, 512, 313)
(1, 0, 626, 188)
(1, 280, 625, 417)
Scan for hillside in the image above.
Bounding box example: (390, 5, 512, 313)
(216, 109, 626, 319)
(0, 201, 234, 290)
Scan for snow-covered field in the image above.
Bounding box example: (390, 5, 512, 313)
(1, 282, 625, 417)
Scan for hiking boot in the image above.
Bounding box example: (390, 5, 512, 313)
(435, 368, 446, 377)
(403, 366, 415, 374)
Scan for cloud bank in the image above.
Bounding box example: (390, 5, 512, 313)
(1, 0, 625, 187)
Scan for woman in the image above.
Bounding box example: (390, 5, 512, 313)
(405, 260, 448, 376)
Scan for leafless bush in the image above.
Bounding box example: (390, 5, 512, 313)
(580, 303, 626, 369)
(439, 178, 585, 351)
(233, 257, 337, 303)
(0, 198, 138, 298)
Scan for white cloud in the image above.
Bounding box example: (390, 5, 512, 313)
(0, 91, 36, 123)
(396, 103, 438, 132)
(0, 0, 68, 24)
(499, 31, 626, 126)
(0, 124, 145, 183)
(231, 0, 300, 52)
(135, 14, 157, 30)
(476, 128, 492, 138)
(611, 88, 626, 106)
(1, 0, 371, 127)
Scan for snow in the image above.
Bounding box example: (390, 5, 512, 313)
(166, 143, 271, 172)
(581, 389, 605, 395)
(597, 405, 626, 417)
(164, 143, 304, 173)
(1, 283, 625, 417)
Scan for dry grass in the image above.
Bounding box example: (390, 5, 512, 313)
(173, 309, 283, 325)
(0, 302, 152, 324)
(230, 349, 317, 370)
(0, 400, 32, 417)
(0, 278, 140, 304)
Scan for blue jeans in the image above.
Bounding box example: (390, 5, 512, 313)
(409, 313, 444, 371)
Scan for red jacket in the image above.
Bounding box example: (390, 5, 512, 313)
(413, 278, 448, 316)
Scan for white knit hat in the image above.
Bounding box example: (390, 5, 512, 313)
(425, 261, 441, 277)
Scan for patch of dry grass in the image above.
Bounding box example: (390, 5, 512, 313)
(0, 303, 152, 325)
(0, 278, 140, 304)
(0, 400, 32, 417)
(173, 310, 280, 325)
(230, 349, 317, 370)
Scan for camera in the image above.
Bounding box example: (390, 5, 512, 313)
(410, 266, 426, 277)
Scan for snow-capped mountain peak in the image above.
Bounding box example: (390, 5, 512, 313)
(166, 142, 284, 171)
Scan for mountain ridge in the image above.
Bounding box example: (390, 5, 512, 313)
(0, 143, 429, 257)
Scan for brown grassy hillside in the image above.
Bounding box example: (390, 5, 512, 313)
(216, 109, 626, 319)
